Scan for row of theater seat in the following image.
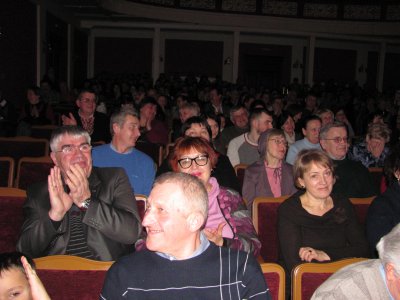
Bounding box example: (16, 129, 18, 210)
(0, 188, 373, 299)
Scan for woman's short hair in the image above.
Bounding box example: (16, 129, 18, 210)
(293, 149, 335, 188)
(169, 137, 219, 171)
(367, 123, 391, 143)
(180, 116, 212, 140)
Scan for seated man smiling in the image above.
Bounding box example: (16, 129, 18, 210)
(101, 172, 270, 299)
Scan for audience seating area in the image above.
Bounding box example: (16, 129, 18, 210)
(135, 194, 147, 220)
(15, 156, 54, 189)
(349, 196, 376, 226)
(291, 257, 367, 300)
(261, 263, 285, 300)
(234, 163, 247, 191)
(0, 188, 26, 252)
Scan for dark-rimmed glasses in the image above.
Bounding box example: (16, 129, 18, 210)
(56, 143, 92, 154)
(178, 155, 209, 169)
(269, 138, 288, 147)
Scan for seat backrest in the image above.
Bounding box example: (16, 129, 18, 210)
(30, 125, 59, 140)
(15, 156, 54, 189)
(135, 194, 147, 221)
(252, 196, 289, 262)
(234, 163, 248, 191)
(34, 255, 113, 300)
(0, 188, 26, 252)
(136, 141, 163, 166)
(291, 258, 367, 300)
(368, 167, 383, 192)
(261, 263, 285, 300)
(0, 137, 49, 166)
(253, 196, 289, 262)
(349, 196, 375, 226)
(0, 156, 14, 187)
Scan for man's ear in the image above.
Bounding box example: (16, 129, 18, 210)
(50, 152, 58, 166)
(385, 263, 397, 282)
(187, 212, 205, 232)
(112, 123, 120, 135)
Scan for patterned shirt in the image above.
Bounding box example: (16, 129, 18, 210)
(349, 142, 389, 168)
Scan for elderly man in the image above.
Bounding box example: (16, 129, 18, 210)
(17, 126, 141, 261)
(61, 88, 110, 143)
(218, 105, 249, 154)
(101, 172, 270, 299)
(312, 223, 400, 299)
(92, 107, 155, 196)
(320, 121, 377, 197)
(227, 108, 274, 167)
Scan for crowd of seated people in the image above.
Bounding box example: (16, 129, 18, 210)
(3, 73, 400, 298)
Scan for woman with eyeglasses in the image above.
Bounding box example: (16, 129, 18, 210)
(242, 129, 298, 212)
(278, 149, 369, 278)
(169, 136, 261, 256)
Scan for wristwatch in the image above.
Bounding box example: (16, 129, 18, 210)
(80, 198, 91, 210)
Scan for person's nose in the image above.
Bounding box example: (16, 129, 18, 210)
(142, 207, 154, 227)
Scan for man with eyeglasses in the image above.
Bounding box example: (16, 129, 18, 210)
(17, 126, 142, 261)
(320, 121, 377, 198)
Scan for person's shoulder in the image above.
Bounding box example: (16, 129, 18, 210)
(92, 166, 128, 179)
(133, 148, 155, 164)
(109, 250, 154, 273)
(278, 191, 302, 210)
(246, 160, 264, 171)
(91, 143, 110, 154)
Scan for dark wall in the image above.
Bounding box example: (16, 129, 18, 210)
(0, 0, 36, 106)
(238, 43, 291, 89)
(165, 39, 223, 77)
(314, 48, 357, 84)
(94, 37, 152, 75)
(366, 51, 378, 90)
(46, 13, 68, 84)
(73, 29, 88, 88)
(383, 53, 400, 91)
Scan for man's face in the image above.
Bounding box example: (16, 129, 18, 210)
(209, 89, 221, 106)
(253, 112, 273, 134)
(142, 182, 192, 258)
(302, 120, 321, 144)
(76, 92, 96, 115)
(306, 95, 317, 110)
(179, 108, 196, 123)
(114, 115, 141, 150)
(0, 268, 31, 300)
(320, 127, 349, 160)
(27, 90, 39, 105)
(140, 103, 156, 120)
(231, 108, 248, 129)
(320, 112, 333, 126)
(50, 134, 92, 178)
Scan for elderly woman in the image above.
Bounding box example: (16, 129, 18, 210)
(278, 149, 369, 274)
(366, 145, 400, 256)
(242, 129, 298, 211)
(349, 123, 391, 168)
(170, 136, 261, 256)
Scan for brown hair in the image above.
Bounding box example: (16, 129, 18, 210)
(293, 149, 335, 188)
(169, 137, 219, 171)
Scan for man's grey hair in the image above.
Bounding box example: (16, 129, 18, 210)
(110, 106, 139, 136)
(377, 223, 400, 276)
(179, 102, 200, 116)
(319, 121, 347, 140)
(153, 172, 208, 225)
(50, 126, 91, 152)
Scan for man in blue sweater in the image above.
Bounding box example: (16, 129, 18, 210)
(92, 107, 155, 196)
(100, 172, 271, 299)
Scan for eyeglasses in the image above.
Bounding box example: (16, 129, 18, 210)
(56, 143, 92, 154)
(178, 155, 209, 169)
(322, 137, 349, 144)
(269, 139, 288, 147)
(80, 98, 96, 104)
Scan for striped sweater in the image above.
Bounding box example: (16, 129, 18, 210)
(100, 243, 271, 299)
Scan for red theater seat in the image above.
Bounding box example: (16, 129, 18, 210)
(261, 263, 285, 300)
